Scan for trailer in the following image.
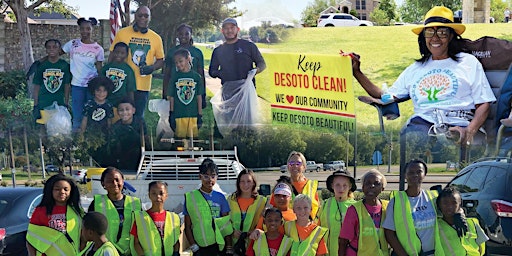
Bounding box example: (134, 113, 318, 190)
(127, 147, 244, 212)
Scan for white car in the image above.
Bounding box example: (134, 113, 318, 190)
(317, 13, 373, 27)
(71, 169, 87, 183)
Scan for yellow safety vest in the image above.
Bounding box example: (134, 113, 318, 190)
(439, 217, 483, 256)
(353, 200, 389, 256)
(228, 194, 266, 245)
(130, 210, 180, 256)
(79, 241, 120, 256)
(26, 206, 82, 256)
(253, 233, 293, 256)
(318, 197, 356, 256)
(300, 180, 319, 218)
(393, 190, 444, 256)
(94, 194, 142, 255)
(185, 190, 234, 250)
(284, 221, 327, 256)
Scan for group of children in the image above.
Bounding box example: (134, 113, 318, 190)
(32, 20, 207, 170)
(26, 154, 488, 256)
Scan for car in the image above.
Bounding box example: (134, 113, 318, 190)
(22, 165, 39, 172)
(0, 187, 43, 256)
(323, 160, 346, 171)
(317, 13, 373, 27)
(280, 164, 287, 173)
(71, 168, 88, 184)
(306, 161, 323, 172)
(445, 158, 512, 253)
(44, 164, 60, 173)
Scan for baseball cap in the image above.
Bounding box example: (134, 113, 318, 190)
(222, 18, 238, 27)
(274, 183, 292, 197)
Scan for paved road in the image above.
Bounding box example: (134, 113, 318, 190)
(254, 169, 455, 191)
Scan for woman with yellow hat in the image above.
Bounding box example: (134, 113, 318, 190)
(347, 6, 495, 148)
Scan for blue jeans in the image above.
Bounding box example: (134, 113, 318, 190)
(71, 86, 91, 131)
(134, 90, 149, 118)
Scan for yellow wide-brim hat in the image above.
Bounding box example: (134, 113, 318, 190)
(412, 6, 466, 36)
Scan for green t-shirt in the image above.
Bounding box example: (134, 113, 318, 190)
(33, 59, 71, 108)
(164, 45, 204, 87)
(101, 62, 137, 107)
(168, 70, 204, 118)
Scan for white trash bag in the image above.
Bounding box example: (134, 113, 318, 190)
(148, 99, 174, 139)
(210, 69, 261, 136)
(45, 101, 72, 137)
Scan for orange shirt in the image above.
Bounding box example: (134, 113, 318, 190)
(296, 222, 328, 255)
(237, 197, 255, 212)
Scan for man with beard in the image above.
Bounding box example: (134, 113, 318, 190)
(110, 6, 164, 118)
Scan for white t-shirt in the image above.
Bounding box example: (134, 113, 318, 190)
(388, 52, 496, 126)
(62, 39, 105, 87)
(382, 190, 437, 253)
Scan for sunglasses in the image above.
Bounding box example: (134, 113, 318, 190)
(423, 27, 450, 38)
(288, 161, 303, 166)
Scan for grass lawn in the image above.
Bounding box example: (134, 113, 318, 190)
(141, 24, 511, 147)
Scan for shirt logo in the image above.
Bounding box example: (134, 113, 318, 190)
(412, 69, 458, 105)
(92, 108, 107, 121)
(43, 68, 64, 93)
(105, 68, 127, 93)
(175, 78, 196, 105)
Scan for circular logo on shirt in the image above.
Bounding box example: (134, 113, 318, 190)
(92, 108, 106, 121)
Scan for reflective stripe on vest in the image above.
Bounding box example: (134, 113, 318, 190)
(285, 222, 327, 256)
(393, 190, 443, 256)
(318, 197, 356, 256)
(439, 217, 481, 256)
(353, 200, 389, 256)
(132, 211, 180, 256)
(254, 233, 293, 256)
(26, 224, 77, 256)
(302, 180, 319, 218)
(186, 190, 228, 248)
(229, 194, 266, 246)
(94, 194, 142, 254)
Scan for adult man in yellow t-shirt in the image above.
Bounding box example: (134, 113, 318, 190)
(110, 6, 164, 118)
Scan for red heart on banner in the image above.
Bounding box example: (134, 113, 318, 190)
(286, 95, 294, 103)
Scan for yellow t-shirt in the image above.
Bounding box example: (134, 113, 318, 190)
(110, 26, 164, 91)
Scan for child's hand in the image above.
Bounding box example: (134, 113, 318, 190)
(197, 114, 203, 129)
(453, 212, 468, 237)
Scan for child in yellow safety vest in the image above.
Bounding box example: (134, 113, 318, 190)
(130, 181, 181, 256)
(339, 169, 389, 256)
(228, 169, 267, 256)
(26, 174, 85, 256)
(88, 167, 142, 255)
(437, 187, 488, 256)
(184, 158, 233, 255)
(247, 208, 293, 256)
(285, 194, 328, 256)
(79, 212, 120, 256)
(318, 170, 357, 256)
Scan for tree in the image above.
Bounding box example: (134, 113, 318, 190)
(491, 0, 508, 23)
(370, 9, 389, 25)
(1, 0, 75, 71)
(399, 0, 461, 23)
(378, 0, 397, 24)
(301, 0, 338, 27)
(133, 0, 241, 50)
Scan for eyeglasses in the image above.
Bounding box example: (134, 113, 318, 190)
(137, 13, 149, 18)
(424, 27, 450, 38)
(288, 161, 302, 166)
(200, 174, 217, 180)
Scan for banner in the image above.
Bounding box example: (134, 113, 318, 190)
(263, 52, 355, 133)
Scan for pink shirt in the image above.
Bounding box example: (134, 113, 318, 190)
(63, 39, 104, 86)
(339, 203, 382, 256)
